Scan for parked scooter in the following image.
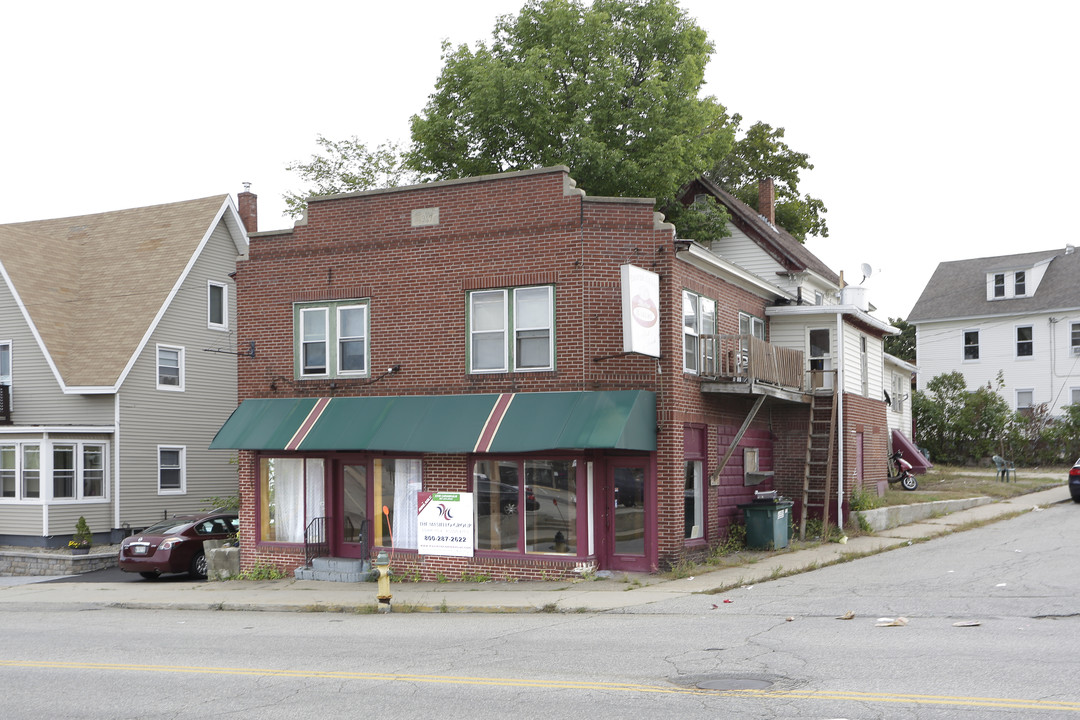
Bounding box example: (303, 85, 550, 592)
(888, 450, 918, 491)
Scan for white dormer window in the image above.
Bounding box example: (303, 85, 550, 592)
(987, 269, 1035, 301)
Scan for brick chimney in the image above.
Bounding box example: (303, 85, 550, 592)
(758, 178, 775, 225)
(238, 182, 257, 234)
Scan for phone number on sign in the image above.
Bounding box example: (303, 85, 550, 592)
(423, 535, 467, 543)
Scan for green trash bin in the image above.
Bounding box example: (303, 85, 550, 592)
(739, 495, 793, 550)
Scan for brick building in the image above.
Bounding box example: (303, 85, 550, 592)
(212, 167, 896, 580)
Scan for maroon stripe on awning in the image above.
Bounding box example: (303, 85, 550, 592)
(473, 393, 515, 453)
(285, 397, 331, 451)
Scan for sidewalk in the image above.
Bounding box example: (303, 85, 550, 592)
(0, 486, 1069, 614)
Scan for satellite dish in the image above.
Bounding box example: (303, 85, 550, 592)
(860, 263, 873, 285)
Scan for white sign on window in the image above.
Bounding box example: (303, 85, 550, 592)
(620, 264, 660, 357)
(417, 492, 474, 557)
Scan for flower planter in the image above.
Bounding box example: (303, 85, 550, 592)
(70, 548, 90, 555)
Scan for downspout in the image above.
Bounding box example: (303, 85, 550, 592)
(114, 390, 121, 535)
(835, 311, 845, 524)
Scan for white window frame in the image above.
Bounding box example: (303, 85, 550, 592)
(683, 291, 715, 374)
(963, 329, 980, 361)
(1016, 325, 1033, 358)
(336, 304, 369, 376)
(156, 345, 185, 391)
(684, 459, 703, 541)
(157, 446, 186, 495)
(1014, 271, 1026, 297)
(296, 301, 370, 379)
(1071, 387, 1080, 406)
(993, 273, 1005, 298)
(1071, 322, 1080, 356)
(467, 286, 554, 374)
(860, 335, 869, 397)
(512, 286, 554, 372)
(1015, 389, 1034, 411)
(208, 281, 228, 330)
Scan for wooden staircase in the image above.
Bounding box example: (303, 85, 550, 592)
(799, 384, 837, 541)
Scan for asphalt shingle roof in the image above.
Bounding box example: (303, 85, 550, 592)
(0, 196, 230, 387)
(907, 248, 1080, 323)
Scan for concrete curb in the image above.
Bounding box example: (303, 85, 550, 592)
(858, 497, 994, 532)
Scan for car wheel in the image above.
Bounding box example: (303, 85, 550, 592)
(1072, 495, 1080, 504)
(139, 571, 161, 580)
(189, 551, 207, 579)
(501, 500, 518, 516)
(901, 475, 918, 491)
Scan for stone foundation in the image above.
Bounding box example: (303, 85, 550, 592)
(0, 547, 118, 576)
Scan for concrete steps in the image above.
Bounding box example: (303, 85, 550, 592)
(294, 557, 371, 582)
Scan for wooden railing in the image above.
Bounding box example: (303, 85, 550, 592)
(0, 385, 10, 425)
(700, 334, 805, 391)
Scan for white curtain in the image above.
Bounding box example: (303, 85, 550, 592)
(392, 459, 421, 549)
(305, 458, 326, 527)
(273, 458, 305, 543)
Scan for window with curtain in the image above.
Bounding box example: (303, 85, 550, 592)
(259, 457, 326, 543)
(373, 458, 421, 550)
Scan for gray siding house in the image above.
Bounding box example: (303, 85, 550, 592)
(0, 194, 250, 546)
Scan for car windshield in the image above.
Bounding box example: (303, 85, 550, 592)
(139, 518, 194, 535)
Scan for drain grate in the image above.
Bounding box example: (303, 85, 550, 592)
(697, 678, 775, 691)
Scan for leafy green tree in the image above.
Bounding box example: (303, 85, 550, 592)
(913, 371, 1010, 464)
(884, 318, 916, 363)
(407, 0, 732, 203)
(707, 120, 828, 242)
(283, 136, 416, 218)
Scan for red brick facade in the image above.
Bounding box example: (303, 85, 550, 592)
(228, 168, 876, 580)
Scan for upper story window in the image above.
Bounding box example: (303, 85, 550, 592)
(993, 273, 1005, 298)
(860, 335, 869, 396)
(988, 269, 1034, 301)
(738, 312, 765, 340)
(814, 291, 824, 306)
(468, 286, 553, 373)
(683, 291, 715, 374)
(156, 345, 184, 391)
(1071, 322, 1080, 356)
(208, 282, 228, 330)
(295, 301, 369, 378)
(1016, 325, 1033, 357)
(963, 330, 979, 360)
(1014, 271, 1026, 296)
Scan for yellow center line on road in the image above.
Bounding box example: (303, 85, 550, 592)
(3, 660, 1079, 712)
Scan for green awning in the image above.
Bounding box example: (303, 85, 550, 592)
(210, 391, 655, 454)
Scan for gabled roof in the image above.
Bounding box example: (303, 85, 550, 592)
(680, 176, 840, 286)
(907, 248, 1079, 323)
(0, 196, 245, 390)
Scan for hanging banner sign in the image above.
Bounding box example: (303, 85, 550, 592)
(417, 491, 474, 557)
(621, 264, 661, 357)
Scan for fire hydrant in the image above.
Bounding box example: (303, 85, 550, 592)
(374, 550, 392, 612)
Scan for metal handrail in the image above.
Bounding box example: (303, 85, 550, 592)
(304, 516, 329, 565)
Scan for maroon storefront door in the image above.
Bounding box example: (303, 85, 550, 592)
(600, 461, 650, 572)
(332, 461, 369, 559)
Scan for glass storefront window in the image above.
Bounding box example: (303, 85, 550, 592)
(373, 458, 421, 550)
(259, 457, 325, 543)
(474, 459, 522, 552)
(473, 458, 577, 555)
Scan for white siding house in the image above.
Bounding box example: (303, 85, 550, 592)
(909, 246, 1080, 415)
(0, 194, 250, 546)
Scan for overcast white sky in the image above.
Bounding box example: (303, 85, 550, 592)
(3, 1, 1077, 321)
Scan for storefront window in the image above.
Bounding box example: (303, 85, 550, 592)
(473, 458, 576, 555)
(373, 458, 421, 550)
(259, 457, 325, 543)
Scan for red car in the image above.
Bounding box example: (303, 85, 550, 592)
(119, 509, 238, 580)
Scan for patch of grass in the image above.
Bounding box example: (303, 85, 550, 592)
(849, 486, 882, 512)
(875, 466, 1064, 507)
(460, 570, 492, 583)
(539, 602, 559, 613)
(234, 563, 289, 580)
